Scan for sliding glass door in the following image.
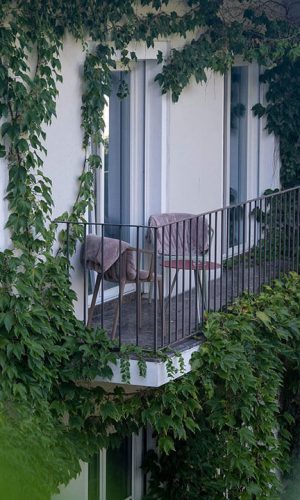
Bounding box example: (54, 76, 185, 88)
(104, 71, 131, 242)
(229, 66, 248, 247)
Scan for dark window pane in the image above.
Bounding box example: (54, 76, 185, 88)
(230, 66, 248, 246)
(88, 454, 100, 500)
(106, 438, 132, 500)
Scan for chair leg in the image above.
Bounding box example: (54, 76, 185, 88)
(196, 269, 207, 311)
(111, 279, 126, 340)
(157, 277, 166, 338)
(87, 273, 102, 327)
(157, 277, 164, 316)
(148, 282, 153, 304)
(170, 271, 178, 296)
(137, 282, 142, 330)
(202, 269, 208, 310)
(194, 270, 200, 323)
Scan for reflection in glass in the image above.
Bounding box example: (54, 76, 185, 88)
(104, 71, 130, 242)
(88, 454, 100, 500)
(230, 66, 248, 246)
(106, 437, 132, 500)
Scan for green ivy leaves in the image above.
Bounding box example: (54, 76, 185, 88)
(0, 2, 299, 498)
(145, 273, 300, 499)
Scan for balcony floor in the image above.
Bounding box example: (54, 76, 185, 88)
(90, 261, 288, 352)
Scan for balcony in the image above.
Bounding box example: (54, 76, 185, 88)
(58, 186, 300, 386)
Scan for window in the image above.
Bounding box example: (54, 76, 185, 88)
(225, 63, 260, 247)
(230, 66, 248, 207)
(103, 70, 131, 241)
(106, 438, 132, 500)
(91, 59, 167, 231)
(88, 438, 132, 500)
(87, 431, 147, 500)
(229, 66, 248, 246)
(88, 59, 168, 303)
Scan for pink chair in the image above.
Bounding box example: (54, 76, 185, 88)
(147, 213, 220, 312)
(83, 235, 163, 338)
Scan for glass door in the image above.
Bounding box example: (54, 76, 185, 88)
(104, 71, 131, 242)
(229, 66, 248, 247)
(89, 70, 133, 301)
(88, 60, 163, 305)
(88, 437, 133, 500)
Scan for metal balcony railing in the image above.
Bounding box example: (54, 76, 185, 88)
(58, 186, 300, 353)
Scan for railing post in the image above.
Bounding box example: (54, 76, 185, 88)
(194, 216, 199, 329)
(248, 201, 252, 293)
(168, 223, 172, 345)
(213, 211, 218, 312)
(175, 222, 179, 341)
(161, 225, 165, 347)
(220, 209, 224, 309)
(296, 188, 300, 273)
(153, 227, 158, 353)
(188, 218, 192, 334)
(101, 225, 104, 330)
(242, 203, 246, 292)
(83, 223, 87, 325)
(182, 219, 186, 337)
(136, 226, 140, 347)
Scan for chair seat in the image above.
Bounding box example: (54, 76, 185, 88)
(105, 268, 153, 282)
(162, 259, 221, 271)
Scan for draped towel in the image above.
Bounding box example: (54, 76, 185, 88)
(81, 234, 138, 281)
(146, 213, 209, 257)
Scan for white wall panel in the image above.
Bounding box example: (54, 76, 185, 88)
(52, 463, 88, 500)
(44, 34, 86, 220)
(168, 71, 224, 216)
(43, 35, 86, 318)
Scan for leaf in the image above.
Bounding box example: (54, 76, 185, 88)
(1, 121, 10, 138)
(256, 311, 271, 327)
(0, 144, 6, 157)
(4, 312, 14, 332)
(158, 435, 175, 455)
(252, 103, 266, 118)
(100, 401, 121, 421)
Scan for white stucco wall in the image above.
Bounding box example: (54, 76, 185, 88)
(0, 35, 85, 247)
(43, 35, 86, 317)
(52, 463, 88, 500)
(0, 32, 281, 319)
(168, 70, 224, 214)
(43, 35, 86, 221)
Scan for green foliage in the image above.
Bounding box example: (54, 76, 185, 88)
(0, 402, 82, 500)
(144, 273, 300, 499)
(253, 56, 300, 188)
(0, 1, 299, 497)
(225, 188, 300, 271)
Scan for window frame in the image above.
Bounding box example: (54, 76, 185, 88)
(223, 61, 261, 253)
(87, 430, 146, 500)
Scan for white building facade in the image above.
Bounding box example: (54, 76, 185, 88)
(0, 27, 280, 500)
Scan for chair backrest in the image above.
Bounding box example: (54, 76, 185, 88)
(82, 234, 137, 281)
(147, 213, 209, 258)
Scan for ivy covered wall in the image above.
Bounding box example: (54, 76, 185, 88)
(0, 1, 299, 499)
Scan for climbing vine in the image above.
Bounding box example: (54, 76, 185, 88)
(0, 1, 300, 498)
(144, 273, 300, 499)
(253, 56, 300, 188)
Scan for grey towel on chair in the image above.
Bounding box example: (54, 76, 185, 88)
(147, 213, 209, 257)
(82, 234, 137, 280)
